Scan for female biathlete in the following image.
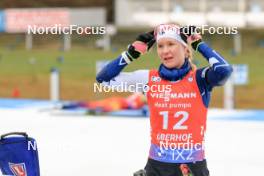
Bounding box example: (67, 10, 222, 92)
(96, 24, 233, 176)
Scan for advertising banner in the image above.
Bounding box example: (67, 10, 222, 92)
(5, 8, 70, 33)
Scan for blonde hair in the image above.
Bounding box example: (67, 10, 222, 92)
(185, 43, 196, 70)
(158, 22, 196, 70)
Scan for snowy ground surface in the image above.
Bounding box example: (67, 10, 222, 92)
(0, 108, 264, 176)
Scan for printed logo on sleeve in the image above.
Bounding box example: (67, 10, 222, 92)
(151, 76, 161, 82)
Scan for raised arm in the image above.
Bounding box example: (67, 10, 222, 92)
(180, 26, 233, 88)
(96, 31, 155, 84)
(197, 42, 233, 87)
(180, 26, 233, 107)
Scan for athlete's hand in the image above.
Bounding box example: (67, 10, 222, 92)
(126, 31, 155, 60)
(180, 26, 203, 51)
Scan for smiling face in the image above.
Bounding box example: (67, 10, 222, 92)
(157, 38, 188, 69)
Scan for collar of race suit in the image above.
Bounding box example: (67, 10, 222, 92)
(158, 59, 191, 82)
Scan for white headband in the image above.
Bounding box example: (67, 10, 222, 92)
(155, 24, 187, 46)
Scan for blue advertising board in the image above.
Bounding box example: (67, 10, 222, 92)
(0, 11, 5, 32)
(233, 64, 248, 85)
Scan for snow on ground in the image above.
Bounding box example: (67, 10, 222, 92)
(0, 108, 264, 176)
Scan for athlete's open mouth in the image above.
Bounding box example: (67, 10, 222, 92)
(164, 56, 173, 61)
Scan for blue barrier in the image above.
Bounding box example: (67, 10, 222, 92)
(208, 109, 264, 122)
(0, 98, 54, 109)
(0, 11, 5, 32)
(0, 98, 263, 121)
